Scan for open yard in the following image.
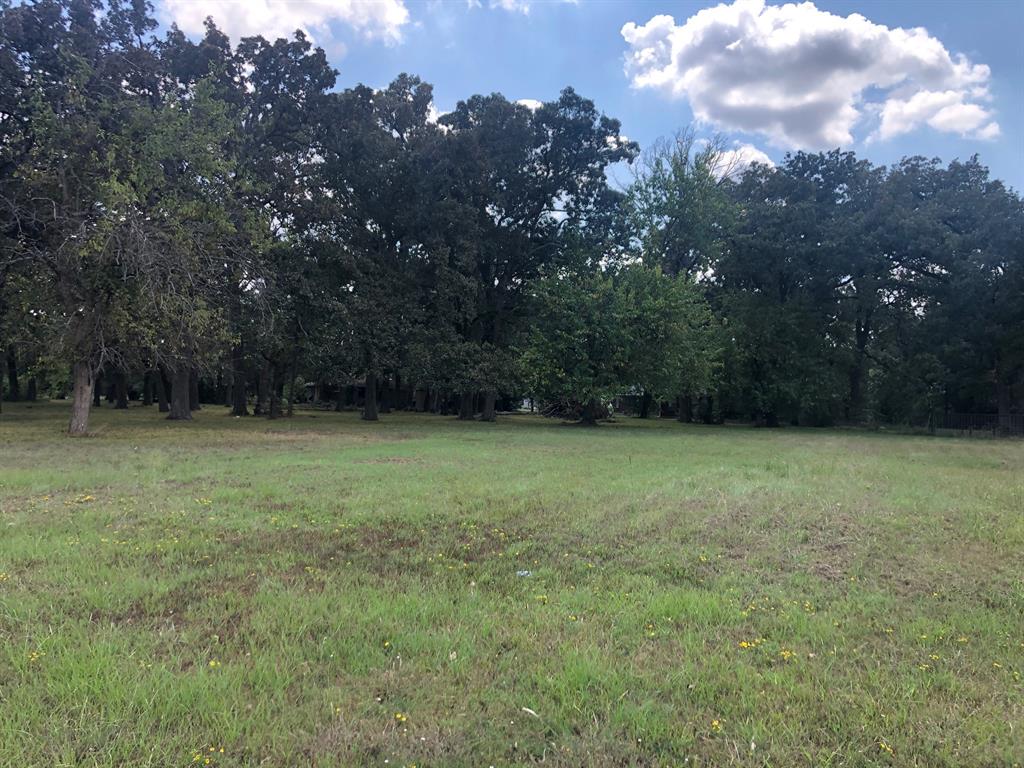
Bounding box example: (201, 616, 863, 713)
(0, 403, 1021, 767)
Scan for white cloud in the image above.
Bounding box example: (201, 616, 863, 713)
(974, 122, 1002, 141)
(426, 102, 452, 127)
(160, 0, 410, 45)
(469, 0, 577, 15)
(877, 89, 997, 140)
(490, 0, 531, 13)
(621, 0, 1000, 148)
(516, 98, 543, 111)
(715, 142, 774, 179)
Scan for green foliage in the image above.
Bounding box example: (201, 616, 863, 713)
(628, 130, 737, 276)
(524, 263, 716, 417)
(617, 263, 719, 401)
(523, 268, 629, 410)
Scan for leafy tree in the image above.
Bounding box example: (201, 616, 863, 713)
(715, 159, 844, 426)
(319, 75, 435, 420)
(0, 0, 164, 433)
(525, 261, 714, 425)
(925, 157, 1024, 429)
(617, 264, 718, 417)
(523, 268, 628, 425)
(440, 88, 637, 420)
(628, 130, 737, 278)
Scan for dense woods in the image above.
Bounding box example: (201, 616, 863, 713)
(1, 0, 1021, 435)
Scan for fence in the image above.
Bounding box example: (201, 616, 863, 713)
(940, 412, 1024, 436)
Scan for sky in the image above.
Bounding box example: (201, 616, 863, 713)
(156, 0, 1023, 191)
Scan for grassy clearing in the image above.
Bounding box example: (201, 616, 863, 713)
(0, 402, 1021, 767)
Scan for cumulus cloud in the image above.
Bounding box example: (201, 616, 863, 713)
(620, 0, 999, 148)
(160, 0, 410, 45)
(715, 142, 774, 179)
(877, 89, 999, 140)
(516, 98, 543, 111)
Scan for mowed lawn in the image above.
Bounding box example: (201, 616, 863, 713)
(0, 404, 1021, 767)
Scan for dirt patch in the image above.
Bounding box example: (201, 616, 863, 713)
(306, 715, 458, 766)
(86, 581, 200, 628)
(79, 570, 259, 637)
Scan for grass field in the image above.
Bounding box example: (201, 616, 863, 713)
(0, 402, 1021, 767)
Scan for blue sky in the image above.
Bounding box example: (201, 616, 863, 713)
(158, 0, 1023, 190)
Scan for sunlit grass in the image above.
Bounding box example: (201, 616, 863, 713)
(0, 402, 1021, 766)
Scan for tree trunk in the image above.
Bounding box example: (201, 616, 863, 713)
(458, 391, 475, 420)
(267, 363, 282, 419)
(362, 372, 379, 421)
(189, 369, 200, 411)
(155, 367, 170, 413)
(414, 388, 427, 412)
(168, 368, 192, 420)
(26, 377, 37, 402)
(142, 371, 153, 406)
(380, 373, 392, 414)
(702, 394, 715, 424)
(254, 359, 269, 415)
(676, 394, 692, 423)
(231, 348, 249, 416)
(221, 370, 232, 407)
(114, 370, 129, 409)
(68, 361, 93, 436)
(480, 390, 497, 422)
(997, 378, 1012, 436)
(286, 352, 298, 418)
(639, 390, 652, 419)
(580, 398, 598, 426)
(394, 371, 403, 410)
(5, 346, 18, 401)
(93, 370, 103, 407)
(846, 310, 872, 423)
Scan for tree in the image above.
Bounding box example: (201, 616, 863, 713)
(318, 75, 435, 421)
(523, 268, 628, 425)
(925, 157, 1024, 430)
(525, 261, 714, 425)
(628, 130, 737, 278)
(440, 88, 637, 421)
(1, 0, 163, 434)
(715, 159, 844, 426)
(617, 264, 718, 418)
(627, 130, 736, 417)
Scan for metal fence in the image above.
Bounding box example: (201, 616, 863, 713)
(940, 412, 1024, 436)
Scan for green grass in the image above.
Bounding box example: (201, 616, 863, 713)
(0, 402, 1021, 767)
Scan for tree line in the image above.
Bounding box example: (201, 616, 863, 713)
(1, 0, 1021, 435)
